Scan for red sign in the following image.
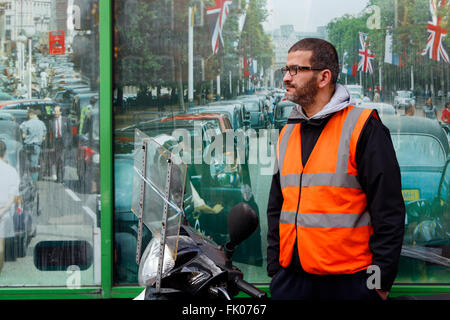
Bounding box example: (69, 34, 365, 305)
(49, 30, 65, 55)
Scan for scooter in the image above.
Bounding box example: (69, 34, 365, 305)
(131, 131, 266, 300)
(135, 202, 267, 300)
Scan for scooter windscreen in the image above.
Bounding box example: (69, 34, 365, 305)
(131, 130, 187, 277)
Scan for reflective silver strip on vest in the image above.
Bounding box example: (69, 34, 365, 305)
(280, 210, 371, 228)
(278, 123, 297, 174)
(279, 107, 365, 190)
(281, 172, 360, 189)
(280, 211, 297, 225)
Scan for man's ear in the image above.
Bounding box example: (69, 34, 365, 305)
(317, 69, 332, 89)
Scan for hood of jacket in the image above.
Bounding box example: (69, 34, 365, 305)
(288, 84, 353, 121)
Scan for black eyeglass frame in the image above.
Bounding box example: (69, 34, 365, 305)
(281, 65, 325, 76)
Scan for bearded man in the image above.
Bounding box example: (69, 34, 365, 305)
(267, 38, 405, 301)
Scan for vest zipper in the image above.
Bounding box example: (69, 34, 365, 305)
(294, 171, 303, 237)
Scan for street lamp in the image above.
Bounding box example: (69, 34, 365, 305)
(24, 28, 35, 100)
(17, 28, 34, 99)
(16, 34, 27, 97)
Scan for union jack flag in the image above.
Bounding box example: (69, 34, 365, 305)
(421, 0, 449, 63)
(206, 0, 233, 54)
(358, 32, 375, 74)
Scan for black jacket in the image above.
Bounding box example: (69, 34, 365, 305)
(267, 112, 406, 291)
(49, 116, 71, 148)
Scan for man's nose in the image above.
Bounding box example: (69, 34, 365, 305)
(282, 71, 291, 83)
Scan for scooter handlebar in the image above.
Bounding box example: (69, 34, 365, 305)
(234, 278, 267, 299)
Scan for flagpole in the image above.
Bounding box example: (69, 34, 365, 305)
(188, 6, 194, 108)
(229, 70, 232, 97)
(379, 65, 382, 97)
(217, 75, 221, 100)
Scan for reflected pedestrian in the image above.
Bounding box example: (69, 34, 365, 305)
(20, 109, 47, 181)
(50, 106, 70, 183)
(79, 96, 97, 135)
(441, 102, 450, 124)
(374, 90, 380, 102)
(0, 141, 20, 273)
(423, 98, 438, 120)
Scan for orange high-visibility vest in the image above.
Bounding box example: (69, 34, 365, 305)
(277, 105, 375, 275)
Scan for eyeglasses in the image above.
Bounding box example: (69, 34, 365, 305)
(281, 65, 324, 76)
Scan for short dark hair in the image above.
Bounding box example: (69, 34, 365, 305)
(288, 38, 339, 85)
(405, 103, 415, 113)
(0, 140, 6, 158)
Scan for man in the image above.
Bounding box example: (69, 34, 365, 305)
(267, 38, 405, 301)
(441, 102, 450, 124)
(373, 90, 380, 102)
(49, 106, 70, 183)
(20, 109, 47, 181)
(0, 140, 20, 273)
(423, 98, 438, 120)
(265, 94, 274, 124)
(79, 96, 97, 135)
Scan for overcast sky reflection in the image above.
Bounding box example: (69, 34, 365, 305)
(263, 0, 370, 32)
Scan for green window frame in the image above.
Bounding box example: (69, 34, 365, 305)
(0, 0, 448, 300)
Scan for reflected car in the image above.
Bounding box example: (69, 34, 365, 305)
(350, 92, 364, 106)
(113, 113, 263, 282)
(359, 102, 396, 118)
(236, 97, 267, 129)
(52, 86, 92, 112)
(186, 103, 250, 130)
(273, 100, 295, 130)
(0, 99, 58, 122)
(394, 90, 416, 110)
(0, 112, 15, 122)
(383, 116, 449, 203)
(382, 116, 449, 245)
(441, 123, 450, 143)
(208, 100, 252, 128)
(0, 109, 29, 124)
(345, 84, 365, 106)
(0, 119, 25, 173)
(0, 119, 36, 258)
(0, 92, 15, 101)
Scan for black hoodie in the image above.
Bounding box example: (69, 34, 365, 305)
(267, 87, 405, 292)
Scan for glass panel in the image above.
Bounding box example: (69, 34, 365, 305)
(113, 0, 450, 285)
(391, 134, 446, 167)
(131, 129, 185, 238)
(0, 0, 100, 287)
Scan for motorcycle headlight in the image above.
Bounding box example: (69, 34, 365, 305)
(92, 153, 100, 164)
(138, 236, 175, 286)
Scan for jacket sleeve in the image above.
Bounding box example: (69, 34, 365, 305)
(356, 114, 406, 291)
(266, 166, 283, 277)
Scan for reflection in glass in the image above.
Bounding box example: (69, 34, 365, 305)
(0, 0, 100, 286)
(113, 0, 449, 285)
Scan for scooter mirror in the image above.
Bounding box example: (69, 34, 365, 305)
(227, 202, 258, 247)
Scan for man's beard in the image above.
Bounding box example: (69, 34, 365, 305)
(285, 74, 318, 108)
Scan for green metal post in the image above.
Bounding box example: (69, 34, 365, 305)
(99, 0, 113, 299)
